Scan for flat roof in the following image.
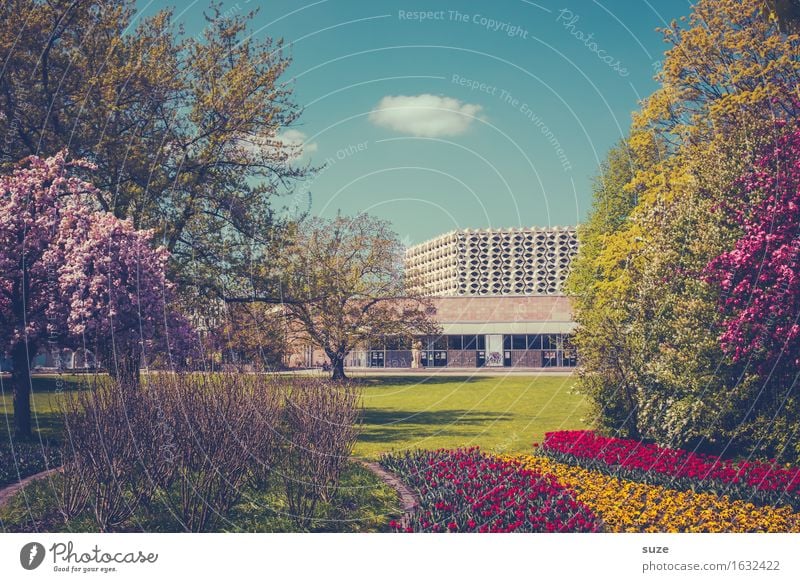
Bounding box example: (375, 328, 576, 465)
(405, 226, 577, 254)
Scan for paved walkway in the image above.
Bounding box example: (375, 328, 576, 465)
(281, 367, 575, 377)
(0, 467, 60, 509)
(359, 461, 419, 529)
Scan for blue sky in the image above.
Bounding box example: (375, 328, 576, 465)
(137, 0, 692, 244)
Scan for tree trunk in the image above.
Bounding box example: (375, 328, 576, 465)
(101, 342, 141, 389)
(330, 353, 346, 381)
(11, 341, 33, 439)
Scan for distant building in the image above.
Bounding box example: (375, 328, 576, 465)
(312, 226, 579, 371)
(405, 227, 577, 296)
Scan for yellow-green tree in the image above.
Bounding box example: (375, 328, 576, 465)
(226, 213, 440, 380)
(570, 0, 800, 457)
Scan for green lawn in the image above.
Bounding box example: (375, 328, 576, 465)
(355, 374, 590, 458)
(0, 375, 86, 442)
(1, 372, 589, 532)
(1, 373, 591, 457)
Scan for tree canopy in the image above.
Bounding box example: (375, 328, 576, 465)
(567, 0, 800, 459)
(0, 0, 310, 301)
(0, 152, 184, 436)
(258, 213, 438, 380)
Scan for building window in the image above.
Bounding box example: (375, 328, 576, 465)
(430, 336, 447, 350)
(542, 334, 558, 350)
(476, 335, 486, 350)
(542, 350, 558, 367)
(448, 335, 462, 350)
(512, 335, 527, 350)
(503, 335, 511, 350)
(527, 334, 542, 350)
(463, 335, 477, 350)
(385, 336, 411, 350)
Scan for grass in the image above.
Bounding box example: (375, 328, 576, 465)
(0, 372, 589, 532)
(355, 374, 590, 458)
(1, 373, 590, 458)
(0, 462, 401, 533)
(0, 374, 86, 443)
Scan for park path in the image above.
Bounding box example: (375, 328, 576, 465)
(359, 460, 419, 529)
(0, 467, 60, 509)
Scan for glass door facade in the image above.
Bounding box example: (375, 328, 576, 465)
(363, 333, 576, 369)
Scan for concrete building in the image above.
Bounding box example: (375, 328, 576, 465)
(405, 226, 577, 296)
(339, 226, 580, 370)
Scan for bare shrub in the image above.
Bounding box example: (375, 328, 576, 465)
(56, 458, 89, 522)
(281, 379, 362, 529)
(57, 373, 359, 532)
(60, 381, 148, 531)
(131, 379, 181, 499)
(157, 373, 283, 532)
(244, 376, 284, 491)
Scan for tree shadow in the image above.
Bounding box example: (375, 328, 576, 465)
(30, 375, 91, 393)
(352, 375, 484, 387)
(359, 408, 514, 445)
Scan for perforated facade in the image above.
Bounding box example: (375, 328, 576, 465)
(404, 227, 578, 296)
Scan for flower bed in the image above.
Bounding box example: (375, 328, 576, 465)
(508, 455, 800, 533)
(0, 442, 60, 489)
(380, 448, 600, 532)
(539, 431, 800, 510)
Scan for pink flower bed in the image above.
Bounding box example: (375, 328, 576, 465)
(381, 448, 600, 533)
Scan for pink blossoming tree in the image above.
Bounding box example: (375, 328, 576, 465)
(58, 212, 194, 386)
(1, 152, 191, 438)
(705, 128, 800, 378)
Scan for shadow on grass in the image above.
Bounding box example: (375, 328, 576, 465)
(0, 413, 66, 447)
(360, 408, 514, 444)
(351, 376, 483, 387)
(30, 375, 93, 393)
(0, 374, 90, 394)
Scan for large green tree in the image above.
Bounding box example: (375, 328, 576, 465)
(569, 0, 800, 457)
(565, 140, 643, 437)
(0, 0, 309, 300)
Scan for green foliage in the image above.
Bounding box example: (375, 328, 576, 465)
(0, 0, 310, 300)
(0, 441, 60, 488)
(565, 139, 643, 437)
(569, 0, 800, 460)
(565, 139, 639, 306)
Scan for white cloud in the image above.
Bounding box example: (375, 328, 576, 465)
(238, 129, 318, 162)
(369, 94, 483, 137)
(275, 129, 318, 159)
